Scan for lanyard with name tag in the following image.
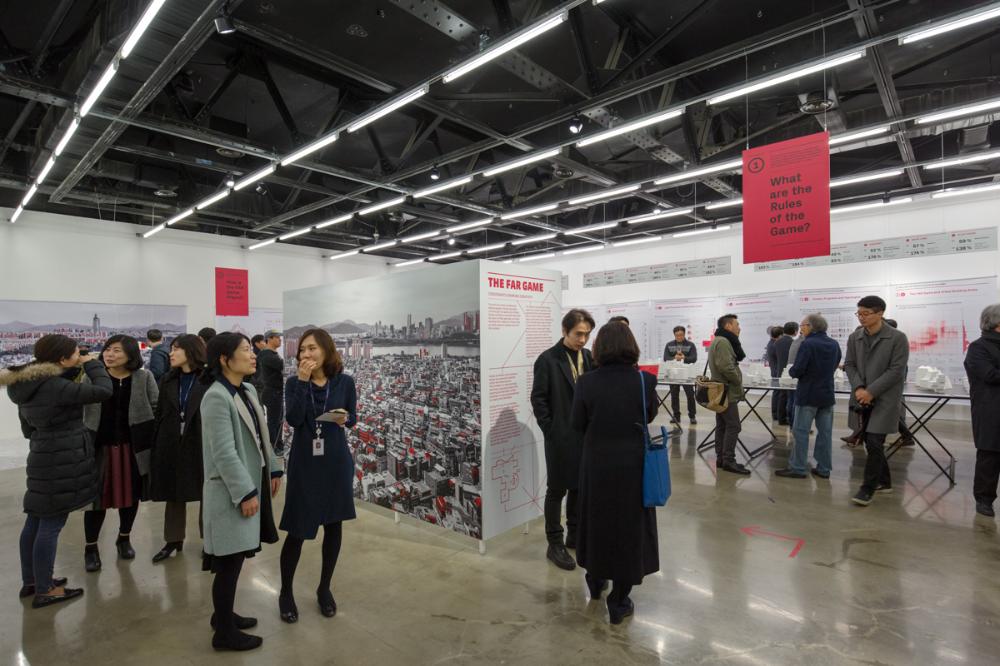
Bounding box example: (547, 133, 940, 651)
(310, 380, 331, 456)
(179, 375, 195, 435)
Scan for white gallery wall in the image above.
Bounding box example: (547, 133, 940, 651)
(0, 207, 387, 439)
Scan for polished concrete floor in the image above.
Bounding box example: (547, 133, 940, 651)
(1, 406, 997, 665)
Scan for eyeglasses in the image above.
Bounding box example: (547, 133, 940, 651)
(855, 310, 879, 319)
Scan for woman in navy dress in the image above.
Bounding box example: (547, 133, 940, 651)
(278, 328, 357, 624)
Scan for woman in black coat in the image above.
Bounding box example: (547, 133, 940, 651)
(278, 328, 357, 623)
(571, 322, 659, 625)
(2, 334, 112, 608)
(149, 334, 209, 562)
(965, 303, 1000, 518)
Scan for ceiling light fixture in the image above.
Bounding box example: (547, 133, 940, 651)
(143, 223, 166, 238)
(395, 258, 426, 267)
(413, 176, 472, 198)
(443, 13, 567, 83)
(613, 235, 663, 247)
(707, 50, 865, 105)
(315, 213, 355, 230)
(329, 250, 361, 260)
(627, 208, 694, 224)
(447, 237, 456, 245)
(915, 97, 1000, 124)
(922, 149, 1000, 170)
(467, 242, 509, 255)
(53, 118, 80, 157)
(431, 250, 464, 261)
(511, 233, 557, 245)
(568, 116, 584, 134)
(279, 227, 313, 241)
(518, 252, 556, 263)
(249, 238, 277, 251)
(482, 148, 560, 178)
(654, 159, 742, 186)
(121, 0, 168, 59)
(10, 206, 24, 223)
(447, 218, 493, 233)
(830, 197, 913, 215)
(576, 107, 684, 147)
(36, 157, 56, 184)
(567, 184, 640, 206)
(704, 198, 742, 210)
(830, 169, 904, 188)
(347, 86, 429, 133)
(899, 5, 1000, 44)
(364, 239, 399, 252)
(195, 189, 230, 210)
(401, 230, 442, 243)
(930, 182, 1000, 199)
(429, 166, 441, 181)
(234, 163, 277, 191)
(358, 196, 406, 216)
(571, 221, 619, 234)
(21, 184, 39, 206)
(281, 132, 339, 166)
(79, 62, 118, 118)
(829, 126, 891, 145)
(500, 203, 559, 219)
(562, 244, 605, 255)
(213, 14, 236, 35)
(165, 208, 194, 226)
(672, 225, 732, 238)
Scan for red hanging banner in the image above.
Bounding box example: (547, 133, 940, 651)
(742, 132, 830, 264)
(215, 267, 249, 316)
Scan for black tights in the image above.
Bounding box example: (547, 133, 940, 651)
(84, 506, 139, 544)
(608, 581, 633, 605)
(279, 522, 343, 597)
(212, 553, 246, 638)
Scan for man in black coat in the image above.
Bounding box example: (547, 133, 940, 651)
(965, 303, 1000, 518)
(663, 325, 698, 425)
(258, 330, 286, 454)
(531, 308, 595, 571)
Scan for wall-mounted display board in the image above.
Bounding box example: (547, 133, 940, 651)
(583, 256, 732, 289)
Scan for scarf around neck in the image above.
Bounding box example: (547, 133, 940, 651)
(714, 327, 747, 362)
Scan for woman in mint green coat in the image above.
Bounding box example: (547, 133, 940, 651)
(200, 333, 283, 652)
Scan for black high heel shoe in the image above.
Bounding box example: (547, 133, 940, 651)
(317, 589, 337, 618)
(152, 542, 183, 563)
(84, 547, 102, 572)
(116, 535, 135, 560)
(279, 593, 299, 623)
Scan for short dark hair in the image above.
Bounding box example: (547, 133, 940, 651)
(147, 328, 163, 343)
(672, 326, 686, 334)
(783, 321, 799, 335)
(717, 314, 738, 329)
(857, 295, 886, 312)
(608, 315, 630, 326)
(592, 322, 640, 367)
(297, 328, 344, 377)
(197, 327, 217, 344)
(562, 308, 596, 334)
(102, 334, 143, 371)
(203, 332, 250, 384)
(250, 334, 265, 346)
(34, 334, 78, 365)
(170, 334, 207, 372)
(770, 327, 783, 339)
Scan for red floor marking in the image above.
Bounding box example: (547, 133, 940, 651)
(741, 525, 806, 558)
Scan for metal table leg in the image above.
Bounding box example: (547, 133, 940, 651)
(887, 397, 956, 485)
(696, 389, 779, 460)
(657, 387, 683, 434)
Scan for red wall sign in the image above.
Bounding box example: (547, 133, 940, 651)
(215, 267, 249, 316)
(742, 131, 830, 264)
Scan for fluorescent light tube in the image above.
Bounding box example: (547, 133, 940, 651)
(166, 208, 194, 226)
(79, 62, 118, 117)
(831, 197, 913, 215)
(562, 245, 605, 255)
(143, 223, 166, 238)
(704, 198, 742, 210)
(121, 0, 168, 58)
(330, 250, 360, 260)
(447, 218, 493, 233)
(922, 149, 1000, 170)
(53, 118, 80, 157)
(431, 251, 464, 261)
(708, 50, 865, 105)
(672, 225, 732, 238)
(501, 203, 559, 219)
(395, 258, 426, 267)
(413, 176, 472, 198)
(613, 236, 662, 247)
(483, 148, 560, 178)
(899, 6, 1000, 45)
(568, 184, 640, 206)
(518, 252, 556, 262)
(829, 126, 890, 145)
(234, 164, 276, 191)
(402, 230, 442, 243)
(571, 221, 619, 234)
(315, 213, 354, 230)
(930, 183, 1000, 199)
(511, 233, 556, 245)
(10, 206, 24, 223)
(467, 242, 508, 255)
(830, 169, 903, 188)
(576, 108, 684, 147)
(281, 132, 339, 166)
(36, 157, 56, 184)
(365, 240, 399, 252)
(279, 227, 313, 241)
(916, 97, 1000, 125)
(628, 208, 695, 224)
(249, 238, 277, 250)
(21, 184, 39, 206)
(195, 189, 230, 210)
(443, 14, 566, 83)
(654, 159, 742, 186)
(347, 86, 429, 133)
(358, 196, 406, 216)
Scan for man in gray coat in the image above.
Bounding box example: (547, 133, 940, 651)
(845, 295, 909, 506)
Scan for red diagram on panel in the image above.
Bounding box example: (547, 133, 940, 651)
(907, 321, 968, 352)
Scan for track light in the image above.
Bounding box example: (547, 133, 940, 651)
(214, 14, 236, 35)
(576, 107, 684, 148)
(707, 50, 865, 105)
(443, 13, 567, 83)
(255, 183, 268, 195)
(899, 5, 1000, 45)
(225, 175, 236, 188)
(568, 116, 584, 134)
(429, 166, 441, 181)
(447, 237, 457, 245)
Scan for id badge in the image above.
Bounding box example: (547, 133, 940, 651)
(179, 420, 185, 436)
(312, 427, 324, 456)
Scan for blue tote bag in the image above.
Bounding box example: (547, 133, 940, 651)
(640, 371, 671, 507)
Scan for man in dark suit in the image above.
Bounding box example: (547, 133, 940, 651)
(531, 309, 595, 571)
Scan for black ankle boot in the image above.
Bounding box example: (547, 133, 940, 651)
(84, 545, 102, 572)
(116, 535, 135, 560)
(317, 589, 337, 618)
(211, 630, 262, 652)
(152, 542, 183, 563)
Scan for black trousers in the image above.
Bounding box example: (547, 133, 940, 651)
(544, 485, 578, 546)
(212, 553, 246, 638)
(714, 401, 740, 466)
(974, 449, 1000, 505)
(861, 432, 891, 493)
(771, 387, 787, 422)
(669, 384, 696, 419)
(261, 391, 283, 449)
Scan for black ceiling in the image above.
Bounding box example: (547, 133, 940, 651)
(0, 0, 998, 261)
